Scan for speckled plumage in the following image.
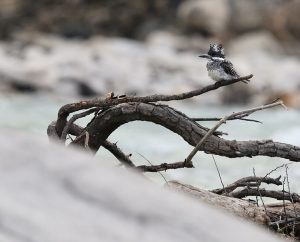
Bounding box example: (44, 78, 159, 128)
(207, 58, 239, 81)
(200, 44, 248, 83)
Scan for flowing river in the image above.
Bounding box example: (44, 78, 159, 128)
(1, 94, 300, 194)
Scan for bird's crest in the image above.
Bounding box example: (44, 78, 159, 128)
(208, 44, 225, 58)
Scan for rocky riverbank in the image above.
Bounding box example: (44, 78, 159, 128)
(0, 31, 299, 106)
(2, 0, 300, 42)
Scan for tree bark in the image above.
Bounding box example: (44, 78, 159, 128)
(168, 181, 300, 238)
(81, 102, 300, 162)
(55, 75, 253, 136)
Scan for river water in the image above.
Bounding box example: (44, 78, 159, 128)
(1, 94, 300, 194)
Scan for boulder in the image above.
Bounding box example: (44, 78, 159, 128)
(227, 31, 283, 56)
(0, 130, 284, 242)
(177, 0, 230, 34)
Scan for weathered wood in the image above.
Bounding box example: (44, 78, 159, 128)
(81, 102, 300, 162)
(168, 181, 269, 224)
(49, 121, 136, 167)
(55, 75, 253, 136)
(168, 181, 300, 238)
(211, 176, 282, 194)
(184, 101, 284, 165)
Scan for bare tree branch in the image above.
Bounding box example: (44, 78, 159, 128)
(136, 161, 194, 172)
(192, 117, 262, 123)
(211, 176, 282, 194)
(184, 101, 285, 165)
(61, 107, 99, 141)
(229, 188, 300, 203)
(55, 74, 253, 136)
(102, 141, 135, 167)
(75, 102, 300, 161)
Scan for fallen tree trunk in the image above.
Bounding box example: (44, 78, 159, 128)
(168, 181, 300, 238)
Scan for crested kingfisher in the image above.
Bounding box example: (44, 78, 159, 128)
(199, 44, 249, 84)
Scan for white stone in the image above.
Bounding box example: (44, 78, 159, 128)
(178, 0, 230, 34)
(0, 130, 284, 242)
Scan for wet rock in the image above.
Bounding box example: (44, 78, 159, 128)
(177, 0, 230, 35)
(275, 1, 300, 40)
(0, 0, 182, 39)
(227, 31, 283, 56)
(76, 80, 99, 97)
(146, 30, 209, 52)
(228, 0, 282, 33)
(9, 80, 37, 93)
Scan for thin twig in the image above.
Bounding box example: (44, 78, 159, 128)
(269, 217, 300, 227)
(137, 152, 169, 184)
(253, 168, 267, 213)
(282, 177, 288, 234)
(253, 168, 259, 206)
(67, 134, 74, 141)
(285, 165, 297, 236)
(61, 107, 99, 141)
(137, 161, 194, 172)
(211, 176, 282, 194)
(192, 117, 262, 124)
(212, 155, 225, 190)
(102, 141, 135, 167)
(185, 100, 284, 165)
(264, 163, 292, 178)
(229, 187, 300, 203)
(64, 122, 135, 167)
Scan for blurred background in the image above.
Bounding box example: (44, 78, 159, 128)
(0, 0, 299, 190)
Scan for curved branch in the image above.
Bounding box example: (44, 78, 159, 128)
(230, 188, 300, 203)
(55, 74, 253, 136)
(211, 176, 282, 194)
(81, 102, 300, 161)
(48, 121, 135, 167)
(61, 107, 99, 141)
(137, 161, 194, 172)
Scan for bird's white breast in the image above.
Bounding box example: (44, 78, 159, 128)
(208, 69, 223, 82)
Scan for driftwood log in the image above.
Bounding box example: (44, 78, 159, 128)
(169, 181, 300, 238)
(48, 74, 300, 240)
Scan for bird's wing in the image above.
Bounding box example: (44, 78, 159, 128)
(220, 60, 239, 77)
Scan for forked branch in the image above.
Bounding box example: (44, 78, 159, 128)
(55, 74, 253, 136)
(184, 101, 285, 165)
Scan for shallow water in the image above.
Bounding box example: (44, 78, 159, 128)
(1, 94, 299, 194)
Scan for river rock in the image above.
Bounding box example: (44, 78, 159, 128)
(0, 129, 285, 242)
(228, 0, 282, 33)
(177, 0, 230, 34)
(0, 32, 299, 106)
(227, 31, 283, 56)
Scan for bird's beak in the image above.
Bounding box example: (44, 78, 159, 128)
(198, 54, 211, 59)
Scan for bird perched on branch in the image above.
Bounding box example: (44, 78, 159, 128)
(199, 44, 249, 84)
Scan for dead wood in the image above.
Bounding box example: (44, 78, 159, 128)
(184, 101, 285, 165)
(211, 176, 282, 194)
(72, 102, 300, 162)
(169, 181, 300, 239)
(230, 188, 300, 203)
(54, 75, 253, 136)
(47, 72, 300, 239)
